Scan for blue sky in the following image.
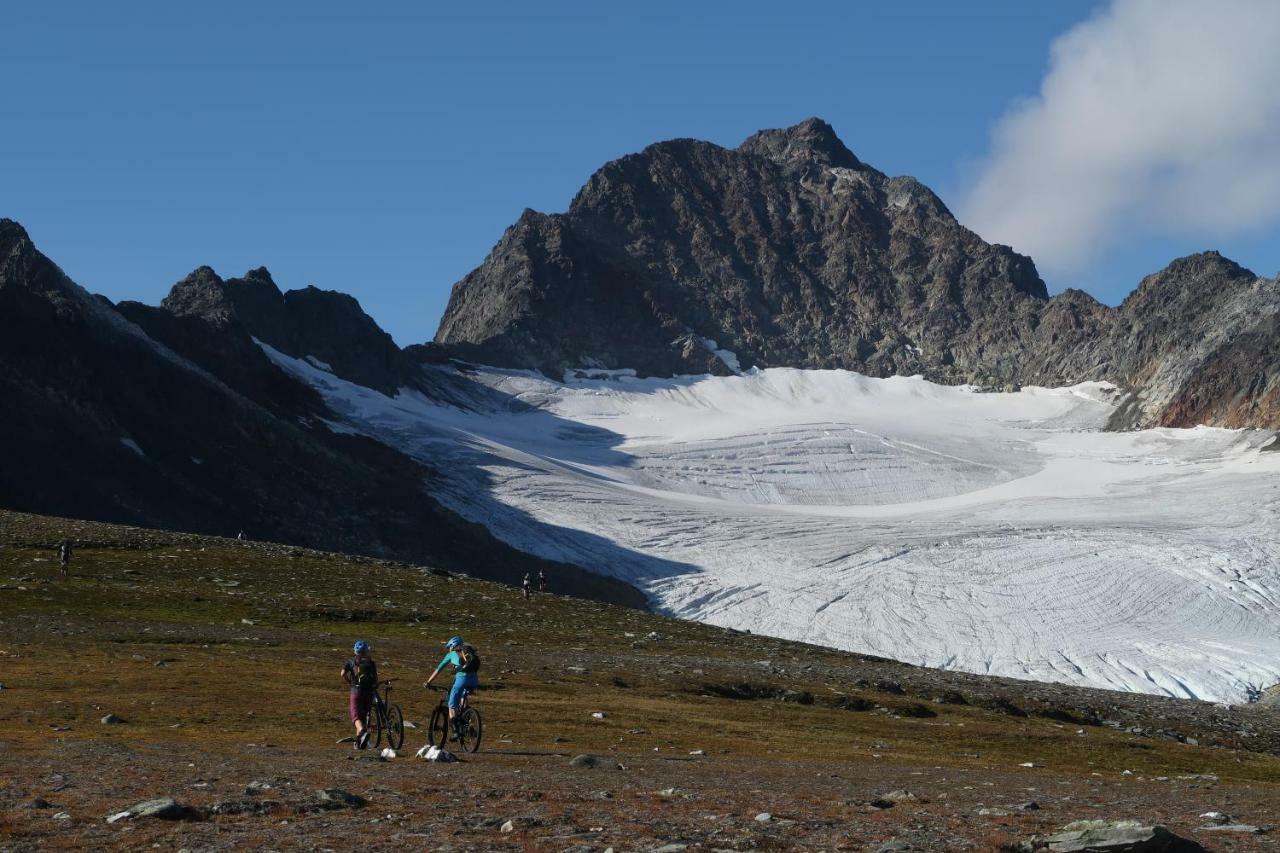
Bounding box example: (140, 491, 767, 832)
(6, 1, 1278, 344)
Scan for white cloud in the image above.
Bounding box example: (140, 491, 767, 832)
(961, 0, 1280, 276)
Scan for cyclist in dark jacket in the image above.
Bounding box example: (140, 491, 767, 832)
(58, 540, 72, 578)
(341, 640, 378, 749)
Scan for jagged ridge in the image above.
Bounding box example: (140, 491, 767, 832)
(435, 118, 1280, 429)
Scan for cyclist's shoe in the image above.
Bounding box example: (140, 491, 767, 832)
(357, 730, 370, 750)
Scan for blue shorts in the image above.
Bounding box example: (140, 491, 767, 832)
(449, 674, 478, 710)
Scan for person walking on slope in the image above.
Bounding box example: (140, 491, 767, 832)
(538, 569, 547, 593)
(57, 540, 72, 578)
(522, 573, 532, 599)
(341, 640, 378, 749)
(424, 636, 481, 738)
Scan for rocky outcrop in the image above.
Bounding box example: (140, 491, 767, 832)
(436, 118, 1280, 429)
(158, 266, 409, 393)
(1095, 253, 1280, 428)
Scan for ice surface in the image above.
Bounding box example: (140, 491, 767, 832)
(262, 345, 1280, 703)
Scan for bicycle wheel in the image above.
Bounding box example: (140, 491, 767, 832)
(428, 705, 449, 747)
(386, 703, 405, 750)
(371, 699, 386, 749)
(457, 706, 483, 753)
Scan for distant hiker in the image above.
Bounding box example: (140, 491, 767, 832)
(538, 569, 547, 592)
(522, 573, 532, 599)
(424, 636, 480, 738)
(341, 640, 378, 749)
(236, 530, 245, 541)
(57, 540, 72, 578)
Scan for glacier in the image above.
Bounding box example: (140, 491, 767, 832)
(264, 345, 1280, 704)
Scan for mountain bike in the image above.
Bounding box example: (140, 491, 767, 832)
(365, 680, 404, 750)
(426, 685, 482, 753)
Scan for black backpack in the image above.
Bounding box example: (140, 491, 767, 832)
(353, 656, 377, 691)
(458, 644, 481, 675)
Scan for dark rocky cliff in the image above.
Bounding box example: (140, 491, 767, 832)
(0, 218, 645, 607)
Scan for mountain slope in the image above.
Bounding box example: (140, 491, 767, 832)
(0, 219, 643, 606)
(436, 118, 1280, 429)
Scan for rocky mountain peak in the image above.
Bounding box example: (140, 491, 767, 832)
(438, 118, 1053, 385)
(0, 218, 32, 260)
(738, 116, 868, 172)
(161, 266, 235, 323)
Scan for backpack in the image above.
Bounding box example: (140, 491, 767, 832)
(457, 644, 481, 675)
(353, 656, 377, 691)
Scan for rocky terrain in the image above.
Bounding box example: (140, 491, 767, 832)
(435, 118, 1280, 429)
(1, 510, 1278, 850)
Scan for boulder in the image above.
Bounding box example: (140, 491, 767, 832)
(107, 798, 201, 822)
(1017, 820, 1200, 852)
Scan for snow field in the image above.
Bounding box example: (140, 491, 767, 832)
(264, 347, 1280, 703)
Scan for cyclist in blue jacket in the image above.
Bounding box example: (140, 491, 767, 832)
(424, 635, 481, 737)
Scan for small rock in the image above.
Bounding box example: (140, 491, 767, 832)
(591, 711, 607, 719)
(868, 798, 895, 809)
(53, 812, 71, 820)
(25, 798, 53, 810)
(883, 790, 917, 802)
(106, 811, 132, 824)
(688, 749, 704, 756)
(315, 789, 367, 809)
(100, 714, 125, 725)
(569, 754, 620, 770)
(754, 812, 772, 822)
(402, 721, 417, 729)
(244, 781, 272, 795)
(979, 807, 1013, 817)
(500, 820, 515, 833)
(209, 799, 278, 817)
(1018, 801, 1041, 811)
(650, 845, 687, 853)
(1198, 824, 1265, 835)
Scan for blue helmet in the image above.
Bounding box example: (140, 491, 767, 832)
(444, 636, 463, 649)
(353, 640, 369, 653)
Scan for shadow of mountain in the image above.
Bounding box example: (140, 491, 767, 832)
(272, 355, 707, 602)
